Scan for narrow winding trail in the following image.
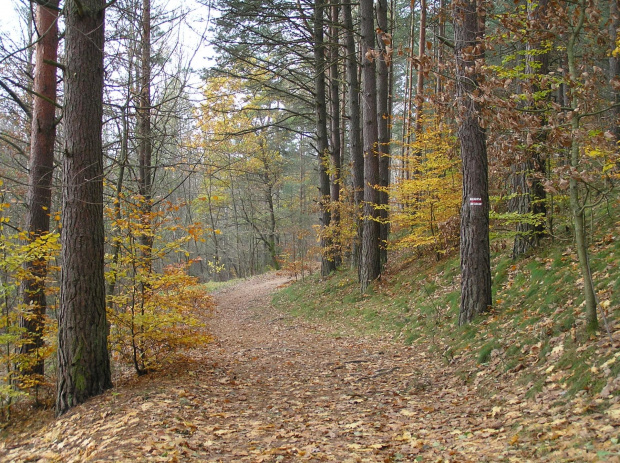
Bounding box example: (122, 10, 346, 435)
(203, 273, 505, 462)
(0, 273, 613, 462)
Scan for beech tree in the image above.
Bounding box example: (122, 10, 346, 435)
(454, 0, 492, 325)
(56, 0, 112, 415)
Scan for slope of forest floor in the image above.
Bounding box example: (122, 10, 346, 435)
(273, 204, 620, 461)
(2, 265, 620, 461)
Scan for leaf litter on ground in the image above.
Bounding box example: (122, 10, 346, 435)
(1, 272, 619, 462)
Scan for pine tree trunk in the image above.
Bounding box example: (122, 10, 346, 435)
(509, 160, 536, 257)
(57, 0, 112, 416)
(359, 0, 381, 291)
(314, 0, 336, 276)
(454, 0, 492, 325)
(329, 0, 342, 268)
(509, 157, 547, 258)
(435, 0, 446, 96)
(344, 0, 363, 269)
(107, 105, 129, 299)
(376, 0, 391, 267)
(20, 0, 59, 378)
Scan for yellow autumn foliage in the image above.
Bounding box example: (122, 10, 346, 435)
(106, 197, 213, 374)
(390, 117, 462, 255)
(107, 263, 213, 372)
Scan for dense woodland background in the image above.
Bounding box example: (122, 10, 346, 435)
(0, 0, 618, 418)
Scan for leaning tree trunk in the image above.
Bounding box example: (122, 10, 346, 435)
(314, 0, 336, 276)
(359, 0, 381, 291)
(57, 0, 112, 416)
(567, 1, 598, 331)
(19, 0, 59, 378)
(454, 0, 492, 325)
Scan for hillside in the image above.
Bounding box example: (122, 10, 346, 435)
(273, 204, 620, 460)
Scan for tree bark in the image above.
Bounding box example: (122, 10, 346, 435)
(343, 0, 364, 269)
(329, 0, 342, 268)
(314, 0, 336, 276)
(57, 0, 112, 416)
(454, 0, 492, 325)
(376, 0, 391, 267)
(359, 0, 381, 291)
(20, 0, 59, 378)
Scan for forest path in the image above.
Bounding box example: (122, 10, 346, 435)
(0, 272, 609, 462)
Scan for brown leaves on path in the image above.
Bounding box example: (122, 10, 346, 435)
(1, 272, 617, 462)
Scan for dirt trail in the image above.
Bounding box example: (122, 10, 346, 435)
(0, 273, 614, 462)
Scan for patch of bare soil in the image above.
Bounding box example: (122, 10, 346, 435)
(1, 272, 618, 462)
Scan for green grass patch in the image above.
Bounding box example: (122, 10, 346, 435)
(477, 342, 498, 364)
(202, 278, 241, 293)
